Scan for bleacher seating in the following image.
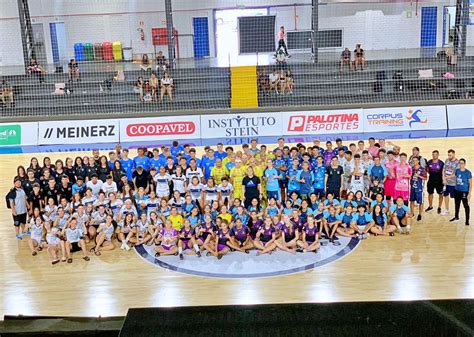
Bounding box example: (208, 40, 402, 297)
(1, 55, 473, 118)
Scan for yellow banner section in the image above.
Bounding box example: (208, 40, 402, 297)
(230, 66, 258, 108)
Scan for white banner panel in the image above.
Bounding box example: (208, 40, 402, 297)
(363, 105, 447, 132)
(281, 109, 363, 135)
(200, 113, 282, 138)
(446, 104, 474, 130)
(0, 122, 37, 146)
(120, 115, 201, 142)
(38, 119, 119, 145)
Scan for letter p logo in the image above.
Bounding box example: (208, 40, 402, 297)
(288, 116, 305, 132)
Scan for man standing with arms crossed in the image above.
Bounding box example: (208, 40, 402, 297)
(9, 177, 29, 240)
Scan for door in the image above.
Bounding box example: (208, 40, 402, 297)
(420, 7, 437, 57)
(32, 23, 47, 65)
(193, 17, 210, 58)
(50, 22, 67, 64)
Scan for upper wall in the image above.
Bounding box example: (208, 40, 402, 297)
(0, 0, 460, 66)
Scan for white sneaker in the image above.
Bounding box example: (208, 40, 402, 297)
(361, 233, 369, 240)
(120, 241, 126, 250)
(125, 244, 131, 251)
(441, 210, 449, 216)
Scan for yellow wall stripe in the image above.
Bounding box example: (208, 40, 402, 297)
(230, 66, 258, 109)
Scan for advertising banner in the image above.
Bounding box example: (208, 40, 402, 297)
(200, 113, 282, 139)
(281, 109, 363, 135)
(0, 122, 37, 146)
(120, 115, 201, 142)
(446, 104, 474, 130)
(38, 119, 119, 145)
(363, 105, 447, 132)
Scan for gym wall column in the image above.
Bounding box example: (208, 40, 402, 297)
(230, 66, 258, 109)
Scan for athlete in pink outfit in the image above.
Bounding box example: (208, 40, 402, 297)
(384, 151, 399, 202)
(394, 153, 412, 202)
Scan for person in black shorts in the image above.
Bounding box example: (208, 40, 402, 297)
(325, 157, 344, 199)
(354, 44, 366, 71)
(426, 150, 444, 214)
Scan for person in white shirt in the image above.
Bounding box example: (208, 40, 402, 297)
(86, 174, 103, 196)
(269, 70, 280, 95)
(160, 72, 173, 101)
(101, 175, 118, 194)
(349, 154, 366, 194)
(185, 159, 204, 183)
(154, 166, 172, 199)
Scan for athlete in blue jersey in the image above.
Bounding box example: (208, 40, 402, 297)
(312, 156, 326, 199)
(264, 159, 282, 201)
(133, 148, 150, 172)
(322, 206, 341, 245)
(337, 205, 356, 237)
(350, 205, 372, 238)
(120, 150, 135, 181)
(409, 156, 427, 221)
(389, 197, 412, 234)
(201, 149, 217, 180)
(368, 204, 396, 236)
(228, 218, 253, 253)
(367, 156, 388, 185)
(296, 162, 314, 198)
(286, 158, 301, 196)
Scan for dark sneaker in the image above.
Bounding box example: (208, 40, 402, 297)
(425, 207, 433, 212)
(466, 222, 470, 226)
(296, 248, 304, 253)
(417, 214, 422, 221)
(437, 208, 441, 214)
(179, 253, 183, 260)
(449, 217, 459, 222)
(196, 251, 201, 257)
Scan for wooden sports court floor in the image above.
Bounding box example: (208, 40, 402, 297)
(0, 136, 472, 318)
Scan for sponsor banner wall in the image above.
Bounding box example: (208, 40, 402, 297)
(200, 113, 282, 139)
(363, 105, 447, 132)
(281, 109, 363, 135)
(38, 119, 119, 145)
(446, 104, 474, 130)
(0, 122, 37, 147)
(119, 115, 201, 142)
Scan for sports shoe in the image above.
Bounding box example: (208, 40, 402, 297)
(120, 241, 126, 250)
(24, 231, 31, 235)
(196, 251, 201, 257)
(179, 253, 184, 260)
(16, 235, 22, 240)
(441, 210, 449, 216)
(124, 244, 131, 251)
(332, 240, 341, 246)
(449, 217, 459, 222)
(466, 222, 470, 226)
(361, 233, 369, 240)
(296, 248, 304, 253)
(417, 214, 422, 221)
(437, 208, 441, 214)
(425, 207, 433, 212)
(397, 227, 402, 234)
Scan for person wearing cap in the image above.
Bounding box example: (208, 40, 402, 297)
(86, 173, 103, 197)
(102, 175, 118, 194)
(9, 177, 29, 240)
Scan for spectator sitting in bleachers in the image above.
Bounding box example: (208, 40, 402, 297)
(27, 58, 46, 83)
(278, 70, 287, 96)
(354, 44, 366, 71)
(1, 79, 14, 108)
(160, 72, 174, 102)
(143, 80, 152, 102)
(285, 70, 294, 95)
(68, 59, 80, 82)
(269, 70, 280, 95)
(258, 69, 269, 96)
(340, 48, 353, 71)
(149, 72, 159, 101)
(156, 51, 169, 72)
(139, 54, 152, 72)
(134, 76, 144, 102)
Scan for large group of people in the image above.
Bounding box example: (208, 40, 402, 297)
(7, 138, 471, 265)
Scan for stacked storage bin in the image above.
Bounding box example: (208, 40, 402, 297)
(93, 43, 103, 60)
(112, 41, 122, 61)
(84, 43, 94, 61)
(74, 43, 85, 61)
(103, 42, 113, 61)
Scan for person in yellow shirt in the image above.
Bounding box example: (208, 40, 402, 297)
(230, 159, 247, 200)
(256, 144, 275, 161)
(168, 207, 184, 231)
(210, 158, 229, 185)
(218, 205, 233, 226)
